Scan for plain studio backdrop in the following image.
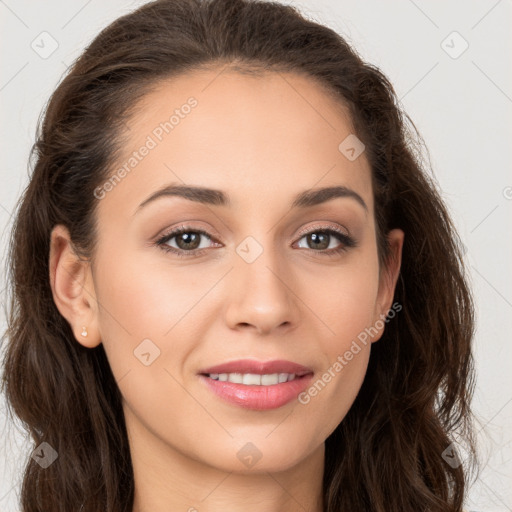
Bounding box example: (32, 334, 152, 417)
(0, 1, 510, 511)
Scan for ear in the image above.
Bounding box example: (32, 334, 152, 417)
(371, 228, 404, 343)
(49, 224, 101, 348)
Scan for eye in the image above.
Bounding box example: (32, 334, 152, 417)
(155, 225, 219, 258)
(294, 225, 356, 257)
(155, 223, 357, 258)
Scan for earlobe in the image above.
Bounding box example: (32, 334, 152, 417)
(49, 224, 102, 348)
(371, 228, 404, 342)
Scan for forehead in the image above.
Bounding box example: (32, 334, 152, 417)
(99, 68, 373, 217)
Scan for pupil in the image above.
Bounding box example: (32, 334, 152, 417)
(309, 232, 329, 250)
(178, 232, 199, 250)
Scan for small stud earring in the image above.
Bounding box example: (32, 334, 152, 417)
(81, 327, 88, 337)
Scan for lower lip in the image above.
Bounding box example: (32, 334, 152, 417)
(198, 374, 314, 410)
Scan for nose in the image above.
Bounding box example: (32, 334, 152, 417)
(224, 244, 301, 336)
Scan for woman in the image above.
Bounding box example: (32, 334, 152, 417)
(1, 0, 478, 510)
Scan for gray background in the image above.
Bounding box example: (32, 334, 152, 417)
(1, 1, 511, 511)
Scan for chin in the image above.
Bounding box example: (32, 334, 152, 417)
(197, 435, 319, 474)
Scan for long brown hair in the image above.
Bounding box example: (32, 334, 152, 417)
(1, 0, 478, 510)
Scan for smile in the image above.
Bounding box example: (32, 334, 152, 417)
(206, 372, 298, 385)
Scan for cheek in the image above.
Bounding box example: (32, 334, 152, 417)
(92, 243, 183, 377)
(309, 256, 381, 345)
(292, 257, 379, 435)
(92, 251, 201, 438)
(93, 241, 222, 384)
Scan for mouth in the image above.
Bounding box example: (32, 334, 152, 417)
(201, 372, 305, 385)
(197, 359, 314, 410)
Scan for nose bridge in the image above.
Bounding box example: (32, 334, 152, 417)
(224, 228, 299, 333)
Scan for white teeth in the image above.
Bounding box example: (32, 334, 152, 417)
(261, 373, 279, 385)
(207, 372, 298, 385)
(227, 373, 243, 384)
(243, 373, 261, 385)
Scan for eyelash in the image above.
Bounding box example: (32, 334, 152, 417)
(155, 224, 357, 259)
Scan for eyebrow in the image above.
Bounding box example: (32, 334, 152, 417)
(134, 183, 368, 214)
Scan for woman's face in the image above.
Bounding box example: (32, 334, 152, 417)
(56, 69, 403, 474)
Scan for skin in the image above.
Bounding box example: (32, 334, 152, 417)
(49, 68, 404, 512)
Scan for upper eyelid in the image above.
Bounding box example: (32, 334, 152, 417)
(295, 222, 350, 238)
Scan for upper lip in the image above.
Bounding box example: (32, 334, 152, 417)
(198, 359, 314, 376)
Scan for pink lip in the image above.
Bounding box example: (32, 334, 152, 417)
(198, 374, 314, 410)
(197, 359, 314, 410)
(198, 358, 313, 376)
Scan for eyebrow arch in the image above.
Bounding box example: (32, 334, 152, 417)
(134, 183, 368, 214)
